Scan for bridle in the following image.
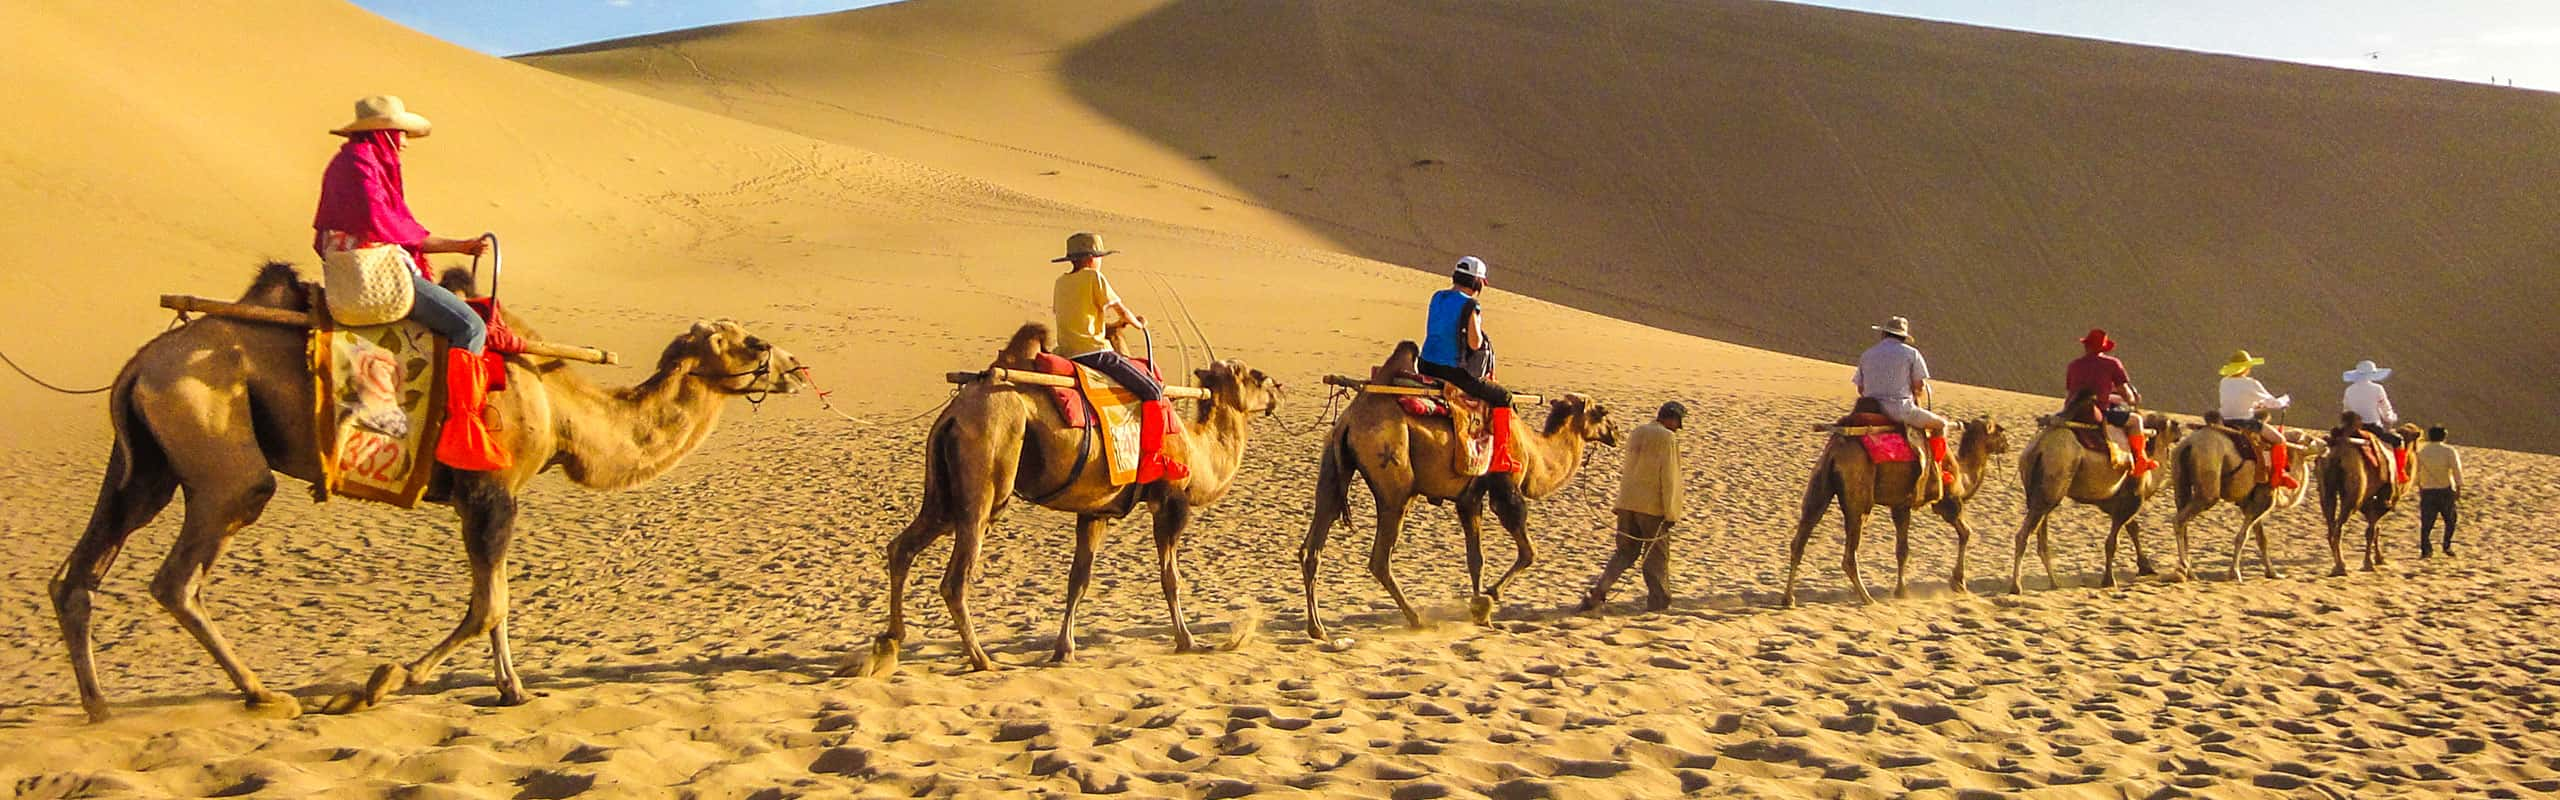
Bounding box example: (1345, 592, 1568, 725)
(694, 351, 779, 406)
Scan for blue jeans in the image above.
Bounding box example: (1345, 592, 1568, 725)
(407, 272, 485, 354)
(1070, 351, 1163, 402)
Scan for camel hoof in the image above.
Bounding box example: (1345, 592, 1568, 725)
(1467, 594, 1497, 626)
(1305, 625, 1330, 643)
(2329, 568, 2349, 578)
(81, 700, 113, 725)
(1891, 587, 1910, 601)
(2135, 565, 2158, 578)
(1780, 596, 1799, 610)
(245, 690, 303, 719)
(846, 637, 901, 679)
(2008, 582, 2028, 595)
(493, 687, 532, 707)
(965, 659, 998, 674)
(2099, 576, 2118, 589)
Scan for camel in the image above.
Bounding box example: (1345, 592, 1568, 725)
(51, 263, 801, 723)
(2165, 421, 2325, 581)
(2009, 409, 2184, 592)
(852, 324, 1280, 676)
(1299, 345, 1617, 640)
(2317, 413, 2424, 576)
(1782, 416, 2009, 607)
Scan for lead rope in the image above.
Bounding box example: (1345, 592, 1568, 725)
(0, 309, 192, 396)
(785, 365, 957, 428)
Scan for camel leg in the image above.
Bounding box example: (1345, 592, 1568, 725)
(1889, 505, 1915, 600)
(941, 510, 995, 672)
(2100, 512, 2135, 589)
(1051, 514, 1110, 663)
(1783, 466, 1837, 608)
(2321, 487, 2349, 578)
(2009, 507, 2049, 594)
(52, 445, 181, 723)
(1299, 452, 1354, 641)
(151, 473, 296, 717)
(1483, 483, 1535, 608)
(326, 476, 522, 713)
(2254, 520, 2281, 579)
(1153, 495, 1198, 653)
(1367, 498, 1424, 630)
(1455, 486, 1491, 622)
(2223, 508, 2253, 582)
(2325, 518, 2349, 578)
(1839, 496, 1877, 606)
(1935, 503, 1975, 596)
(2037, 515, 2063, 591)
(2129, 516, 2158, 577)
(2361, 515, 2383, 572)
(845, 506, 953, 677)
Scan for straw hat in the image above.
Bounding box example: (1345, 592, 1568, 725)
(2218, 350, 2266, 378)
(2342, 359, 2393, 383)
(330, 95, 432, 138)
(1871, 316, 1912, 339)
(2079, 328, 2115, 353)
(1051, 232, 1116, 263)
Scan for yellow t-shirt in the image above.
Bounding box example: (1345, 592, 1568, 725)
(1053, 268, 1123, 357)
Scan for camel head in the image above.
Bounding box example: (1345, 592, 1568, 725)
(1542, 393, 1617, 446)
(668, 319, 804, 397)
(1964, 416, 2011, 456)
(1193, 359, 1282, 417)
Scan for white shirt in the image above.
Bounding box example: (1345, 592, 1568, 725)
(1853, 339, 1929, 402)
(2218, 376, 2287, 421)
(2343, 380, 2397, 427)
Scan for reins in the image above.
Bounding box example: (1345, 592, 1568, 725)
(1, 308, 195, 396)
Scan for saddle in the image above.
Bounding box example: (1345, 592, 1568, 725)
(1025, 353, 1163, 429)
(1369, 344, 1491, 474)
(1831, 398, 1917, 464)
(2203, 420, 2285, 487)
(2331, 428, 2410, 485)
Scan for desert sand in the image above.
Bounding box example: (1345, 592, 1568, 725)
(1, 1, 2554, 798)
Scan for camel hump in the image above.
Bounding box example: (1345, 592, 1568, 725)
(996, 323, 1050, 369)
(239, 261, 312, 310)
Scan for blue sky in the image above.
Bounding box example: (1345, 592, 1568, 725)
(359, 0, 2556, 90)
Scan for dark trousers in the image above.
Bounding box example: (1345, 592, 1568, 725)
(2364, 423, 2404, 448)
(1071, 351, 1163, 402)
(1584, 511, 1672, 611)
(2418, 489, 2459, 553)
(1418, 360, 1512, 406)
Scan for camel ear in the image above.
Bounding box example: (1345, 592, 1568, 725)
(690, 320, 718, 338)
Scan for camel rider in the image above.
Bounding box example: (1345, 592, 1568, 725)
(1051, 232, 1187, 484)
(2065, 328, 2155, 474)
(2342, 359, 2411, 482)
(312, 95, 509, 473)
(2216, 350, 2299, 489)
(1419, 256, 1519, 473)
(1852, 316, 1952, 487)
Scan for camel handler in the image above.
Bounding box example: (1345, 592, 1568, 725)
(1852, 316, 1953, 487)
(2216, 350, 2298, 489)
(312, 95, 509, 472)
(1419, 256, 1518, 473)
(2415, 426, 2464, 558)
(1051, 232, 1187, 484)
(2065, 328, 2155, 474)
(1581, 401, 1686, 613)
(2342, 359, 2412, 482)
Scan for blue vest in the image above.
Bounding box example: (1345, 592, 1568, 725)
(1421, 289, 1476, 367)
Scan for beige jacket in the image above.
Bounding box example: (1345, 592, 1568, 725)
(1614, 421, 1684, 519)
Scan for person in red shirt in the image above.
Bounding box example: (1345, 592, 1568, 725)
(2064, 329, 2155, 474)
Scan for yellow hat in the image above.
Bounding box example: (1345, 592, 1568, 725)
(330, 95, 432, 138)
(2218, 349, 2266, 377)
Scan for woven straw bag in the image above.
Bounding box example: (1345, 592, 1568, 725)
(321, 244, 417, 327)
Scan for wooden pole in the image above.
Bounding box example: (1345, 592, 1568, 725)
(161, 294, 618, 365)
(946, 367, 1211, 401)
(1320, 374, 1542, 406)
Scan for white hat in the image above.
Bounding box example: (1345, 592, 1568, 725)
(1454, 256, 1488, 281)
(2342, 359, 2392, 383)
(1871, 316, 1912, 338)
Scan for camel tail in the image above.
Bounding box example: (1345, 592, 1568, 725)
(912, 416, 959, 529)
(2018, 446, 2052, 505)
(2172, 440, 2199, 510)
(1315, 424, 1356, 511)
(1799, 447, 1840, 523)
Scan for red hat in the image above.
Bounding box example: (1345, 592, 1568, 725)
(2079, 328, 2114, 353)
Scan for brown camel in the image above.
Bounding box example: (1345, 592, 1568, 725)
(2318, 413, 2424, 576)
(1298, 347, 1616, 640)
(2009, 411, 2184, 592)
(51, 264, 801, 723)
(852, 324, 1280, 677)
(2165, 422, 2324, 580)
(1782, 416, 2009, 607)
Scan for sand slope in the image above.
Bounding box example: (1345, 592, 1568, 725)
(0, 2, 2555, 798)
(527, 0, 2560, 453)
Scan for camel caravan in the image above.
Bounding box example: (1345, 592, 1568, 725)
(40, 95, 2466, 722)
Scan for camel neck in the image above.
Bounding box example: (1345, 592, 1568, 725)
(1178, 400, 1253, 504)
(1516, 424, 1590, 500)
(539, 358, 728, 491)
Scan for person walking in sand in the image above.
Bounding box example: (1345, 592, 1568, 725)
(1051, 231, 1186, 483)
(2064, 328, 2155, 474)
(1419, 255, 1518, 473)
(1853, 316, 1953, 487)
(1582, 401, 1686, 613)
(2415, 425, 2465, 557)
(2216, 350, 2298, 489)
(312, 94, 507, 471)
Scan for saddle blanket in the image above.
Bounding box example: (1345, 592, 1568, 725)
(315, 319, 445, 507)
(1860, 432, 1916, 463)
(1076, 364, 1144, 486)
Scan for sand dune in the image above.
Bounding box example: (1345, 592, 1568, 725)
(528, 0, 2560, 453)
(0, 1, 2554, 798)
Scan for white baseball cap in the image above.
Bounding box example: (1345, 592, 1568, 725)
(1455, 256, 1489, 281)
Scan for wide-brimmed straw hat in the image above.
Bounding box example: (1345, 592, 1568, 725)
(2079, 328, 2115, 353)
(2342, 359, 2393, 383)
(1871, 316, 1912, 339)
(1051, 232, 1116, 263)
(2218, 350, 2266, 377)
(330, 95, 432, 138)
